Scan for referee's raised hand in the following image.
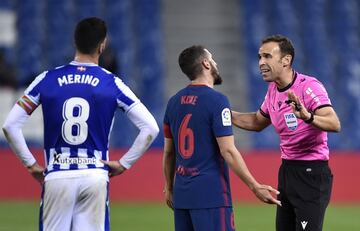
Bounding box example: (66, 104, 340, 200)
(287, 90, 312, 121)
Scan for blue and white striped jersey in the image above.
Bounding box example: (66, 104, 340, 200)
(21, 61, 140, 175)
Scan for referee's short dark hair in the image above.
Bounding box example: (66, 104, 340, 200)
(74, 17, 107, 55)
(262, 34, 295, 66)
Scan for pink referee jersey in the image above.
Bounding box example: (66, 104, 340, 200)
(260, 72, 332, 160)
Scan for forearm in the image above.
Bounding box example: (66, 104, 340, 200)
(217, 136, 280, 205)
(221, 146, 259, 191)
(120, 103, 159, 169)
(163, 152, 175, 191)
(119, 129, 155, 169)
(2, 104, 36, 167)
(306, 113, 341, 132)
(232, 111, 266, 131)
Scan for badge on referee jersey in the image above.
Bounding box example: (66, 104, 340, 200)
(284, 113, 298, 130)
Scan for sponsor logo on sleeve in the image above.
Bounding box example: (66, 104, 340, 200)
(221, 108, 232, 126)
(305, 87, 321, 106)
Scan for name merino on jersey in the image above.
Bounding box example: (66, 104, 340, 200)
(20, 61, 141, 176)
(58, 74, 100, 87)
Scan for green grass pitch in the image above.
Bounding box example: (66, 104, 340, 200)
(0, 201, 359, 230)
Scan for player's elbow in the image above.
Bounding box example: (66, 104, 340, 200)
(246, 121, 268, 132)
(327, 116, 341, 133)
(2, 122, 10, 137)
(219, 146, 237, 162)
(150, 122, 160, 138)
(2, 126, 7, 136)
(151, 125, 160, 140)
(143, 122, 160, 142)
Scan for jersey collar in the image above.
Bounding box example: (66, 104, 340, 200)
(277, 71, 297, 92)
(70, 61, 98, 67)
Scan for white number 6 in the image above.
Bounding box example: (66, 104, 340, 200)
(62, 97, 89, 145)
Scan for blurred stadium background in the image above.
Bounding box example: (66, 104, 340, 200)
(1, 0, 360, 149)
(0, 0, 360, 230)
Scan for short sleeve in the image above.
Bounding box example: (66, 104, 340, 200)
(24, 71, 48, 105)
(260, 91, 270, 118)
(211, 94, 233, 137)
(114, 77, 140, 112)
(163, 99, 172, 138)
(303, 79, 332, 112)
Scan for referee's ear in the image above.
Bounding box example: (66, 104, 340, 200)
(281, 54, 292, 67)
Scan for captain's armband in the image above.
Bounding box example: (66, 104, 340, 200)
(17, 95, 38, 115)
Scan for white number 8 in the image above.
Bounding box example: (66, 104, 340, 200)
(62, 97, 89, 145)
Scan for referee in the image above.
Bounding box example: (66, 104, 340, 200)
(232, 35, 341, 231)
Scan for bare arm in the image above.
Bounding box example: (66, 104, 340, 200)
(163, 138, 176, 209)
(311, 107, 341, 132)
(231, 111, 271, 131)
(216, 135, 281, 206)
(288, 91, 341, 132)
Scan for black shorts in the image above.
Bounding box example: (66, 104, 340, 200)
(276, 159, 333, 231)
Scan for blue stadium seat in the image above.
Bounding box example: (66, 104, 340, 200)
(17, 0, 44, 84)
(9, 0, 164, 148)
(47, 0, 74, 68)
(133, 0, 164, 146)
(0, 0, 13, 9)
(238, 0, 360, 149)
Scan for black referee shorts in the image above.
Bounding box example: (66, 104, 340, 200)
(276, 159, 333, 231)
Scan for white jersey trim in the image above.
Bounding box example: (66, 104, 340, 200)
(24, 71, 48, 105)
(69, 61, 98, 67)
(45, 168, 109, 181)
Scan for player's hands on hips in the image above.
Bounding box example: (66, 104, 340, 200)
(27, 162, 45, 185)
(253, 184, 282, 206)
(163, 188, 174, 210)
(101, 160, 126, 177)
(287, 91, 312, 121)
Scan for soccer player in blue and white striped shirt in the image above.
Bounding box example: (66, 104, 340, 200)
(2, 17, 159, 231)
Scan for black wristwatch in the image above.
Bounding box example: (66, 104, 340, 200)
(304, 111, 314, 124)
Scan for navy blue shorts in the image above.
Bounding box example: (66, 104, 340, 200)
(174, 207, 235, 231)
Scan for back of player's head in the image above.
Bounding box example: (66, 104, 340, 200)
(178, 45, 208, 80)
(262, 35, 295, 66)
(74, 17, 107, 55)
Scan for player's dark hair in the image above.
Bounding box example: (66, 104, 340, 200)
(262, 35, 295, 66)
(74, 17, 107, 55)
(178, 45, 208, 80)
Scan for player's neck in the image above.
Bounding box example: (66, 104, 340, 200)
(74, 52, 100, 65)
(191, 75, 214, 88)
